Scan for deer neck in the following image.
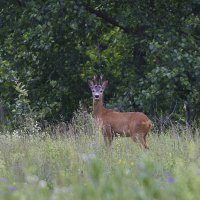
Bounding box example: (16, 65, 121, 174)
(93, 97, 105, 118)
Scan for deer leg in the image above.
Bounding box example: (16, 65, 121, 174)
(139, 136, 149, 149)
(103, 125, 113, 146)
(103, 131, 109, 146)
(130, 122, 150, 149)
(131, 134, 149, 149)
(143, 135, 149, 149)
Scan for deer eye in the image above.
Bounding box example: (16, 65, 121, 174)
(100, 90, 103, 93)
(92, 90, 95, 92)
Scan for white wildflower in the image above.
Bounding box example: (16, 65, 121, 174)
(26, 175, 39, 183)
(79, 153, 96, 161)
(39, 180, 47, 188)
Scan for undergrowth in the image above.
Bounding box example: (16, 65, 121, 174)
(0, 111, 200, 200)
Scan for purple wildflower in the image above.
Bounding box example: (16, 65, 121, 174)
(7, 186, 17, 192)
(163, 171, 170, 177)
(163, 171, 176, 184)
(196, 169, 200, 174)
(167, 176, 176, 184)
(0, 177, 7, 182)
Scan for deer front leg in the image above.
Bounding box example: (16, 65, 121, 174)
(103, 125, 113, 146)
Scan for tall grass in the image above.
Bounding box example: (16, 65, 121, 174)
(0, 111, 200, 199)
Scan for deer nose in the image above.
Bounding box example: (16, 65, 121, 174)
(95, 95, 99, 99)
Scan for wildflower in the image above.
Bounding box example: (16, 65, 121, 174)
(163, 171, 170, 177)
(26, 175, 39, 183)
(54, 186, 72, 193)
(118, 159, 125, 165)
(0, 177, 7, 182)
(196, 169, 200, 174)
(163, 171, 176, 184)
(167, 176, 176, 183)
(39, 180, 47, 188)
(80, 153, 96, 161)
(124, 168, 130, 175)
(7, 186, 17, 192)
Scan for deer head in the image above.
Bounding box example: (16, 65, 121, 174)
(88, 75, 108, 101)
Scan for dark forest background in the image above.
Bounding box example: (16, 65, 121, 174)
(0, 0, 200, 130)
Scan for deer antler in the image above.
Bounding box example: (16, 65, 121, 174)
(100, 75, 103, 85)
(93, 74, 97, 85)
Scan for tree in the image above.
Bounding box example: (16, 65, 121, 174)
(0, 0, 200, 128)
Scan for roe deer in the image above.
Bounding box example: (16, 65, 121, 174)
(88, 75, 152, 149)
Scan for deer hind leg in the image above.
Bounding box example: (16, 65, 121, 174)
(131, 129, 149, 149)
(131, 123, 150, 149)
(103, 125, 113, 146)
(141, 136, 149, 149)
(143, 135, 149, 149)
(137, 133, 149, 149)
(142, 127, 150, 149)
(131, 133, 149, 149)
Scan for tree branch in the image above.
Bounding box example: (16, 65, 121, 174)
(83, 4, 133, 34)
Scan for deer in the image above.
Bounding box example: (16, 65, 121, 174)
(88, 75, 152, 149)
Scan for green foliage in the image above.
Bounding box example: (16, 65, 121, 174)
(0, 0, 200, 126)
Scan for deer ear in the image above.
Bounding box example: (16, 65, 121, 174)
(88, 80, 94, 88)
(102, 80, 108, 89)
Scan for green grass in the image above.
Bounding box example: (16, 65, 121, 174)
(1, 113, 200, 200)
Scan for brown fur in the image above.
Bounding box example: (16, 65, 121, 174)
(89, 77, 152, 149)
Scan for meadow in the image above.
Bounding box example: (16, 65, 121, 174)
(1, 112, 200, 200)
